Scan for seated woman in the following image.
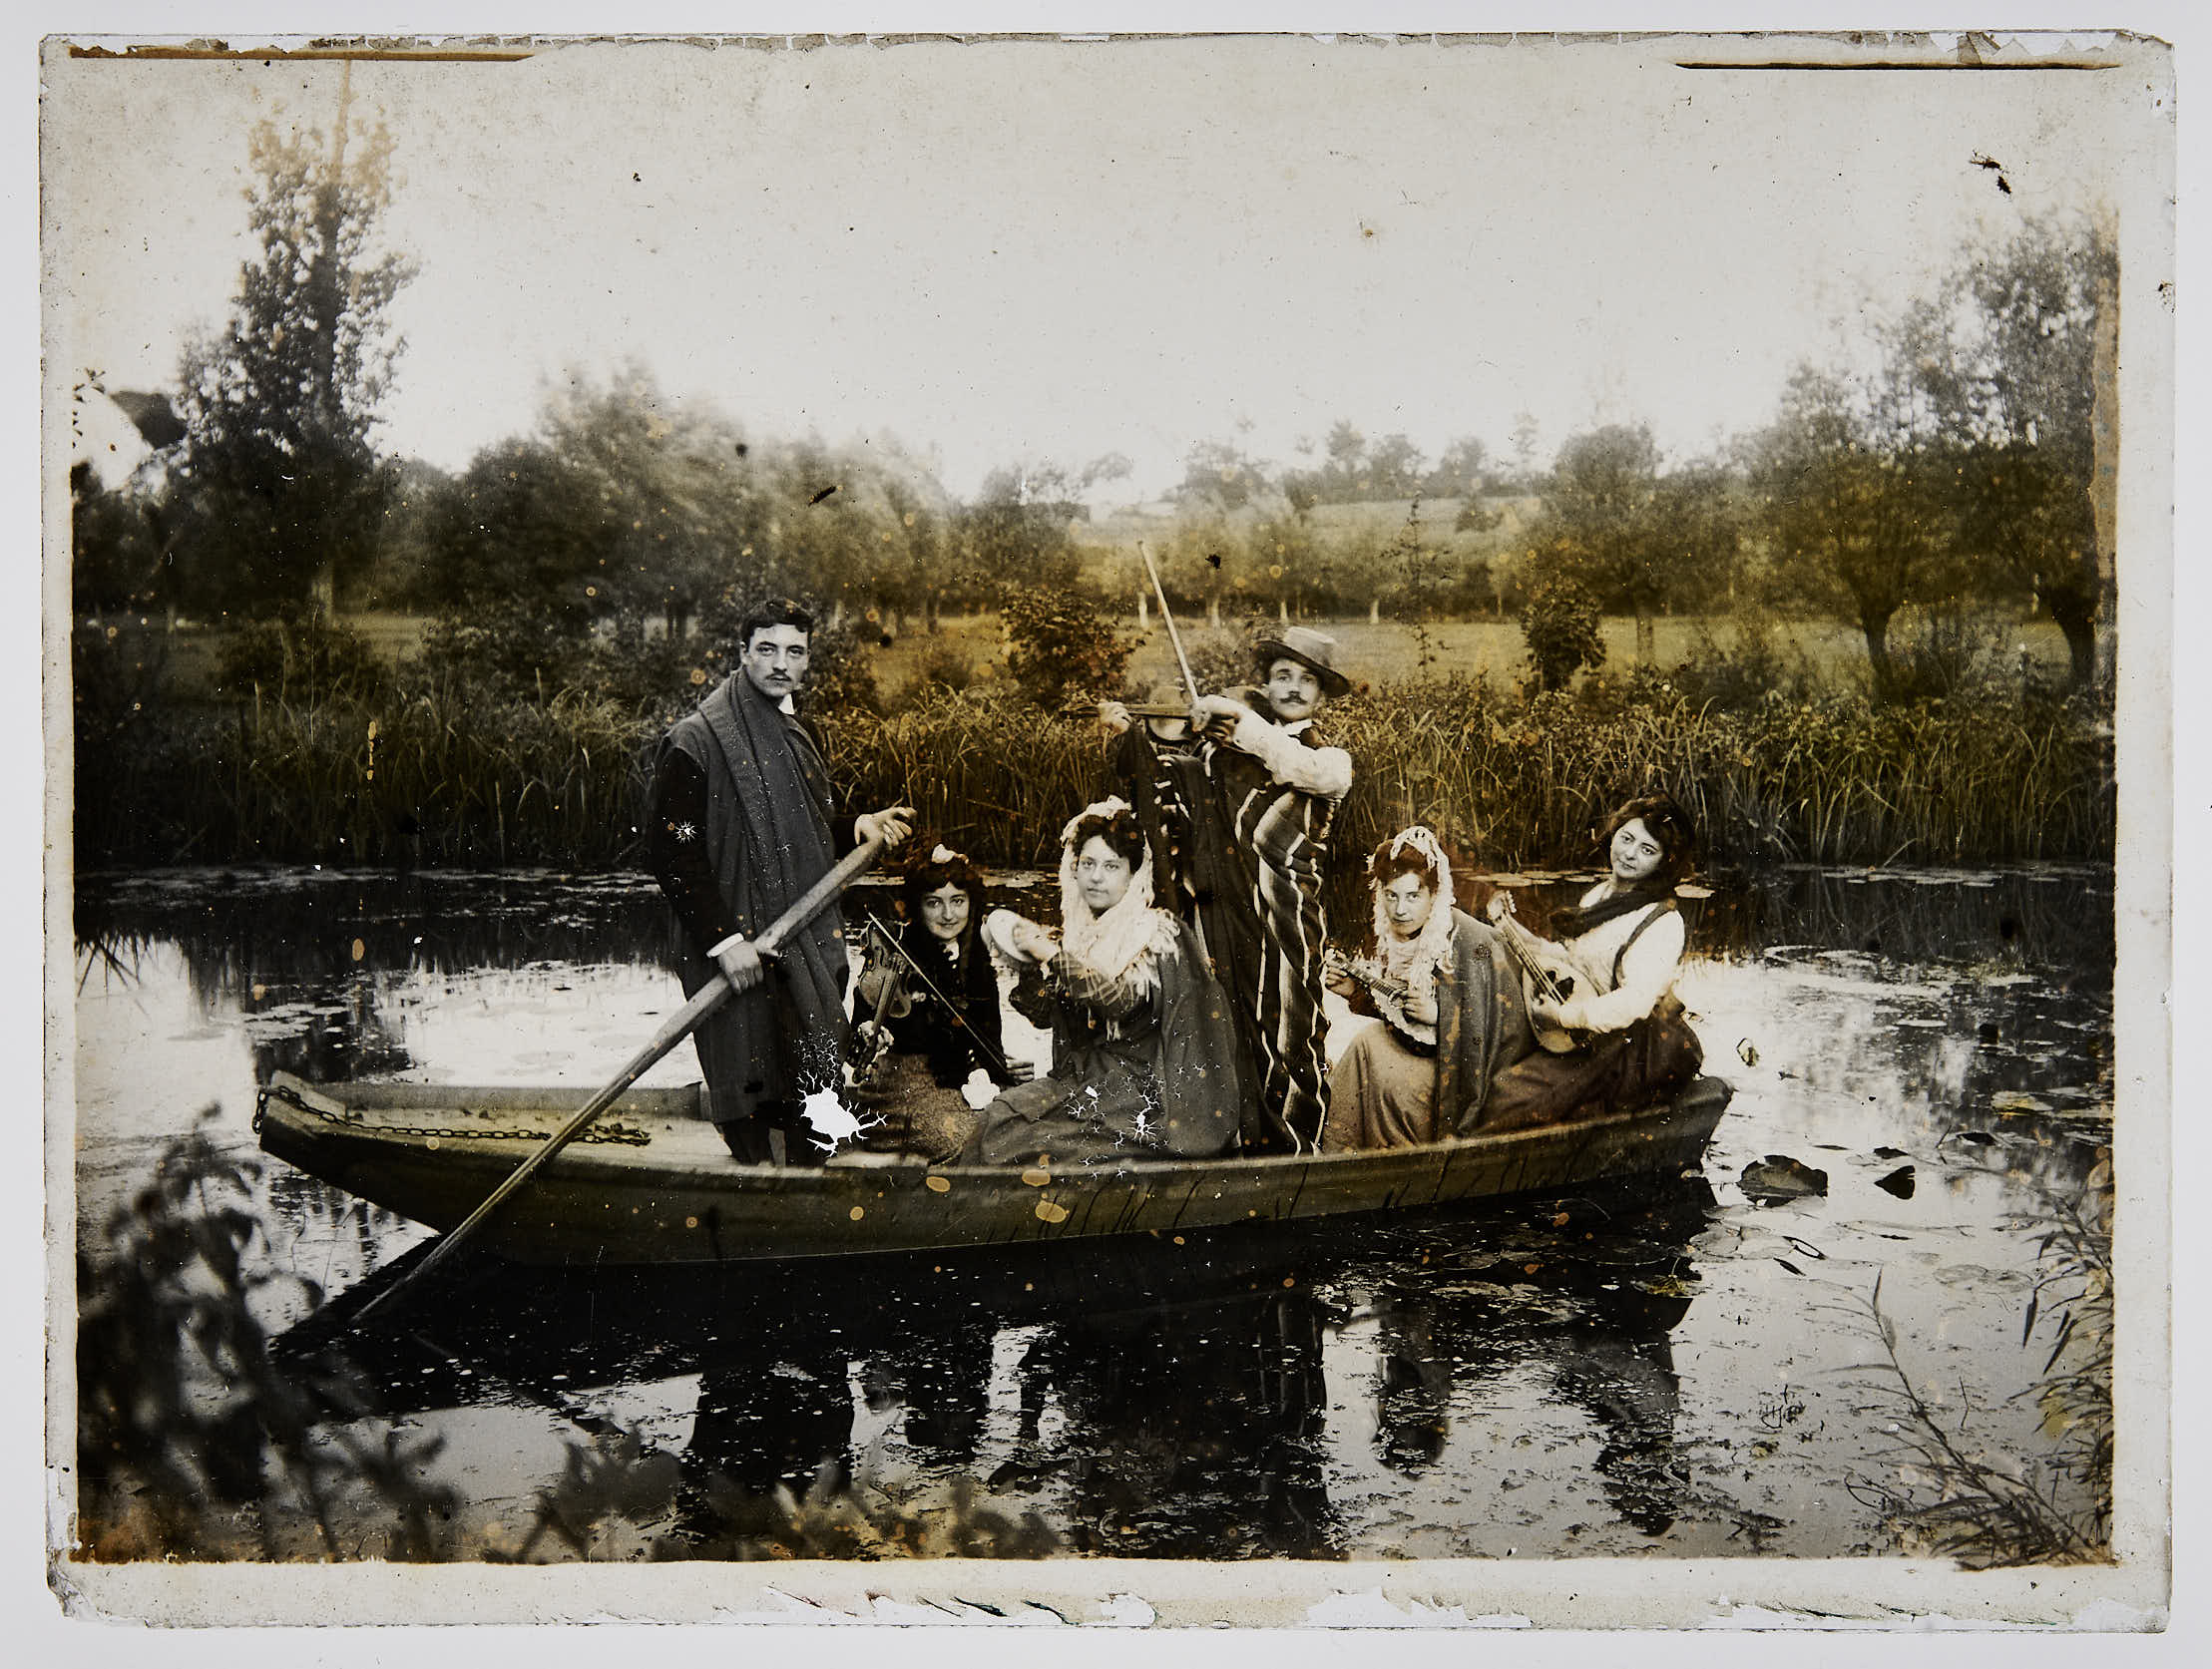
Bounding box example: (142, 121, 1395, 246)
(1480, 795, 1705, 1132)
(1319, 826, 1535, 1151)
(953, 798, 1248, 1168)
(849, 842, 1029, 1154)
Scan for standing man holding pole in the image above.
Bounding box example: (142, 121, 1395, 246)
(1104, 547, 1354, 1154)
(646, 599, 913, 1164)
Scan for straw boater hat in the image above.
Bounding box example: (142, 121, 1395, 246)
(1252, 626, 1352, 698)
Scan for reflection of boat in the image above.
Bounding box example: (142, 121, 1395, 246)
(255, 1071, 1730, 1267)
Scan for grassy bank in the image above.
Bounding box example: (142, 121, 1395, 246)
(78, 671, 2112, 876)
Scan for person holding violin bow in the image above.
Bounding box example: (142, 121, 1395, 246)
(1478, 795, 1705, 1133)
(1319, 825, 1536, 1151)
(847, 842, 1031, 1155)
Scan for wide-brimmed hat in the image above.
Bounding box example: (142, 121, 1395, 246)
(1253, 626, 1352, 697)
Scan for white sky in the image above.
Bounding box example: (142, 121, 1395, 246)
(42, 30, 2156, 503)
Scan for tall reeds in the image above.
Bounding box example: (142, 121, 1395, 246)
(78, 676, 2114, 874)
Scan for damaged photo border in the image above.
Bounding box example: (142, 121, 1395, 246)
(33, 23, 2178, 1635)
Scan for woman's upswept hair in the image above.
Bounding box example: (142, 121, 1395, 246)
(899, 841, 988, 907)
(1065, 803, 1145, 870)
(1365, 825, 1451, 892)
(1599, 794, 1698, 887)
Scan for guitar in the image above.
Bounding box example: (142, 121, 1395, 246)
(1488, 895, 1590, 1054)
(1323, 947, 1438, 1051)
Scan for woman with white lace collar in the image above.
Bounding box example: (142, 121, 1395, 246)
(1320, 826, 1534, 1151)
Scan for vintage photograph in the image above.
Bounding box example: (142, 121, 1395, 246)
(42, 29, 2173, 1627)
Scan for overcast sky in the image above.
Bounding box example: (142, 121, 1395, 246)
(45, 32, 2158, 502)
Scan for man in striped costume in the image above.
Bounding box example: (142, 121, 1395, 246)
(1107, 626, 1354, 1153)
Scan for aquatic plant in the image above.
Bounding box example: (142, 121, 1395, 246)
(1843, 1160, 2114, 1567)
(76, 656, 2113, 874)
(74, 1113, 459, 1561)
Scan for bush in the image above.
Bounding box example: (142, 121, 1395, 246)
(76, 1115, 457, 1560)
(1520, 577, 1605, 692)
(416, 601, 594, 702)
(213, 612, 389, 705)
(907, 640, 978, 700)
(1664, 611, 1819, 711)
(998, 586, 1135, 709)
(1183, 624, 1269, 697)
(1883, 606, 2029, 705)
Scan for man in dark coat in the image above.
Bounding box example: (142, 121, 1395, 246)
(645, 600, 911, 1163)
(1104, 626, 1354, 1154)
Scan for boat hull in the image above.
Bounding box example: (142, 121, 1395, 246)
(255, 1072, 1730, 1267)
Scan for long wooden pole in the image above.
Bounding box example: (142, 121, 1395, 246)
(1135, 540, 1202, 709)
(353, 835, 887, 1326)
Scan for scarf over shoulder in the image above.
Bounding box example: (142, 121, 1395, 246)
(654, 673, 849, 1120)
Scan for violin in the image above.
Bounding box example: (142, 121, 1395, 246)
(846, 917, 913, 1085)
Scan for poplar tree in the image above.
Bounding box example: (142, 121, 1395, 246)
(170, 81, 413, 616)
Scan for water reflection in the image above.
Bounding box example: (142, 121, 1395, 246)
(76, 862, 2116, 1560)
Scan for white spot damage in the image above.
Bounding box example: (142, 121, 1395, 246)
(798, 1085, 879, 1153)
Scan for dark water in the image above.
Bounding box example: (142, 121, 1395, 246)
(72, 863, 2114, 1561)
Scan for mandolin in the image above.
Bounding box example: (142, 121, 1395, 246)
(1323, 947, 1438, 1051)
(1489, 895, 1589, 1054)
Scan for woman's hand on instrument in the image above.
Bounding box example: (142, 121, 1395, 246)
(1403, 993, 1440, 1027)
(856, 805, 916, 849)
(1324, 966, 1359, 998)
(1485, 891, 1514, 925)
(715, 937, 766, 993)
(1097, 699, 1132, 735)
(1003, 1058, 1037, 1084)
(1529, 997, 1579, 1034)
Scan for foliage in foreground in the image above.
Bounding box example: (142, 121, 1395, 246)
(72, 1120, 1059, 1564)
(74, 1113, 458, 1562)
(1845, 1160, 2114, 1567)
(507, 1433, 1058, 1563)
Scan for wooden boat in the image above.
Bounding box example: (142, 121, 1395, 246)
(254, 1071, 1731, 1268)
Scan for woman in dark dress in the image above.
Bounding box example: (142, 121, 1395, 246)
(850, 842, 1027, 1155)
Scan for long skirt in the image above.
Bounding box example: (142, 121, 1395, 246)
(1320, 1025, 1442, 1150)
(960, 1036, 1166, 1168)
(1481, 997, 1704, 1133)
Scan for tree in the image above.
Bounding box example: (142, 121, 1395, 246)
(962, 464, 1085, 593)
(1947, 218, 2117, 684)
(169, 86, 414, 616)
(1424, 435, 1495, 500)
(1173, 438, 1272, 514)
(1529, 424, 1668, 663)
(1509, 413, 1542, 489)
(1751, 305, 1964, 692)
(1521, 577, 1604, 692)
(1365, 432, 1427, 500)
(71, 461, 159, 616)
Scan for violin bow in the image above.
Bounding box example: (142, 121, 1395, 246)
(860, 910, 1015, 1078)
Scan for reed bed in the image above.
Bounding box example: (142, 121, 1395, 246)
(78, 678, 2113, 874)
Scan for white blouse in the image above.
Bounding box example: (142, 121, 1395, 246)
(1548, 886, 1687, 1036)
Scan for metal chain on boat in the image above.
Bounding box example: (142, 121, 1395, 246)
(252, 1080, 654, 1146)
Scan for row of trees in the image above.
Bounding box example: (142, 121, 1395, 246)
(68, 95, 2116, 696)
